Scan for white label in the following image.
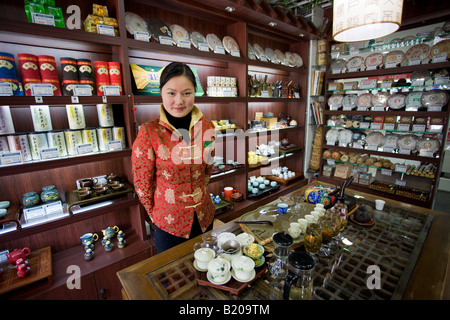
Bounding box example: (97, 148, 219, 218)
(326, 139, 336, 145)
(76, 143, 94, 155)
(178, 40, 191, 49)
(40, 147, 60, 160)
(419, 149, 434, 157)
(411, 79, 425, 87)
(230, 49, 240, 57)
(348, 67, 358, 73)
(159, 36, 173, 45)
(107, 140, 123, 151)
(395, 179, 407, 187)
(383, 123, 395, 131)
(261, 90, 269, 97)
(356, 106, 368, 111)
(366, 144, 378, 151)
(214, 46, 226, 55)
(412, 124, 426, 132)
(332, 68, 341, 74)
(24, 205, 46, 220)
(372, 106, 385, 111)
(31, 83, 53, 96)
(31, 13, 55, 26)
(428, 105, 442, 112)
(343, 83, 354, 90)
(398, 148, 411, 155)
(366, 65, 377, 71)
(397, 124, 410, 131)
(97, 24, 115, 36)
(408, 58, 421, 66)
(331, 52, 340, 59)
(134, 31, 150, 41)
(343, 106, 354, 111)
(103, 85, 121, 96)
(434, 76, 449, 85)
(395, 164, 407, 173)
(353, 142, 363, 149)
(432, 53, 447, 63)
(381, 169, 392, 176)
(383, 146, 394, 153)
(0, 152, 22, 165)
(327, 159, 335, 166)
(0, 83, 13, 96)
(198, 43, 209, 52)
(73, 85, 92, 96)
(385, 61, 397, 68)
(359, 122, 370, 129)
(328, 84, 337, 91)
(381, 81, 392, 88)
(44, 201, 63, 215)
(350, 49, 359, 56)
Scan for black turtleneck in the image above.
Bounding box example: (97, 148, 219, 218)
(163, 108, 192, 142)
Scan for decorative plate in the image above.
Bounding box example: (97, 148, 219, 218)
(421, 89, 449, 108)
(326, 129, 339, 141)
(429, 39, 450, 59)
(222, 36, 240, 54)
(253, 43, 265, 59)
(387, 93, 406, 109)
(190, 31, 207, 49)
(125, 12, 148, 35)
(328, 94, 344, 108)
(372, 92, 390, 107)
(342, 94, 357, 108)
(397, 134, 418, 150)
(285, 52, 296, 67)
(292, 53, 303, 67)
(274, 49, 286, 65)
(410, 69, 431, 82)
(418, 137, 440, 152)
(405, 44, 431, 62)
(390, 38, 402, 43)
(265, 47, 276, 63)
(147, 18, 172, 41)
(170, 25, 190, 45)
(383, 50, 405, 66)
(365, 131, 384, 147)
(356, 93, 373, 108)
(346, 56, 364, 71)
(338, 129, 353, 144)
(331, 59, 347, 73)
(405, 92, 423, 108)
(364, 53, 384, 68)
(381, 134, 400, 147)
(248, 44, 256, 60)
(206, 33, 222, 51)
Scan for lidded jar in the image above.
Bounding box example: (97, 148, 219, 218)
(41, 185, 60, 203)
(283, 252, 315, 300)
(268, 232, 293, 279)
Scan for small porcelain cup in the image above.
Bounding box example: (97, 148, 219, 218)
(375, 199, 386, 210)
(207, 257, 231, 283)
(216, 232, 236, 250)
(277, 203, 288, 214)
(310, 211, 321, 221)
(194, 248, 215, 270)
(232, 256, 255, 280)
(305, 214, 317, 224)
(297, 218, 308, 233)
(315, 203, 324, 210)
(288, 227, 301, 239)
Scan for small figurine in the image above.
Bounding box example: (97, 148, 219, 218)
(84, 248, 94, 261)
(117, 230, 125, 240)
(84, 240, 94, 250)
(101, 236, 108, 246)
(17, 263, 30, 278)
(104, 240, 114, 252)
(117, 239, 126, 249)
(214, 195, 221, 204)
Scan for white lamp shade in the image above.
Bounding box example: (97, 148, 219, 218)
(333, 0, 403, 42)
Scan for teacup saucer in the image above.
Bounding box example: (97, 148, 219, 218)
(193, 259, 208, 272)
(254, 255, 265, 267)
(231, 268, 256, 283)
(207, 271, 231, 285)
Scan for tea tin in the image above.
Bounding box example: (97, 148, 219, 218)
(28, 132, 49, 160)
(112, 126, 126, 149)
(96, 127, 112, 151)
(81, 127, 99, 152)
(66, 104, 86, 129)
(64, 129, 82, 155)
(96, 104, 114, 127)
(47, 130, 67, 156)
(7, 133, 32, 161)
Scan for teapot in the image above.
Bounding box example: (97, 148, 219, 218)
(6, 247, 31, 265)
(102, 226, 119, 239)
(283, 252, 315, 300)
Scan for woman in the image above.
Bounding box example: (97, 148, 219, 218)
(132, 62, 216, 253)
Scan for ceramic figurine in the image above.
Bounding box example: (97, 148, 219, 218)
(22, 192, 40, 208)
(102, 225, 119, 239)
(101, 237, 108, 246)
(117, 230, 125, 240)
(83, 240, 94, 250)
(104, 240, 114, 252)
(117, 239, 126, 248)
(17, 263, 30, 278)
(40, 185, 60, 203)
(84, 248, 94, 261)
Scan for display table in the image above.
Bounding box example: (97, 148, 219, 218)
(117, 181, 450, 300)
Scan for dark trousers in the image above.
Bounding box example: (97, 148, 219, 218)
(153, 214, 213, 253)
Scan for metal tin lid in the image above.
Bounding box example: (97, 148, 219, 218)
(273, 232, 293, 246)
(288, 252, 315, 271)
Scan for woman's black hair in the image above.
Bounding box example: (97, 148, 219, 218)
(159, 62, 197, 90)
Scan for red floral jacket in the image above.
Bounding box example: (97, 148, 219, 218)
(132, 105, 216, 239)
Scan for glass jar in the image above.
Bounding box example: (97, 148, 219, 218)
(303, 222, 322, 263)
(283, 252, 315, 300)
(268, 232, 293, 279)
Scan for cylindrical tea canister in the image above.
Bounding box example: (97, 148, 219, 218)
(47, 130, 67, 156)
(82, 127, 99, 152)
(96, 127, 112, 151)
(113, 126, 126, 149)
(64, 129, 83, 156)
(0, 135, 9, 153)
(94, 61, 109, 95)
(96, 104, 114, 127)
(0, 105, 15, 135)
(66, 104, 86, 129)
(28, 132, 49, 160)
(7, 133, 32, 161)
(77, 59, 94, 80)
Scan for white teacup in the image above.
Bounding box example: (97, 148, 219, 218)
(297, 218, 308, 233)
(310, 211, 321, 221)
(207, 257, 231, 282)
(314, 207, 326, 215)
(231, 255, 255, 280)
(236, 232, 255, 248)
(315, 203, 324, 210)
(216, 232, 236, 250)
(305, 214, 317, 224)
(288, 227, 301, 239)
(194, 248, 215, 270)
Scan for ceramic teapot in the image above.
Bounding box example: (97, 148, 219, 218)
(6, 247, 31, 265)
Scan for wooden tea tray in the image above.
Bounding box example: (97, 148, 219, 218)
(264, 172, 304, 185)
(0, 246, 53, 295)
(196, 262, 267, 295)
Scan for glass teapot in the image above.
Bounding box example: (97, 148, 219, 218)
(283, 252, 315, 300)
(268, 232, 293, 279)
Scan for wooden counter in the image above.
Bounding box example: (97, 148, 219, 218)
(117, 181, 450, 300)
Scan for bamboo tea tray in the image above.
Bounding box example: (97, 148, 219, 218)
(0, 246, 52, 295)
(66, 182, 135, 215)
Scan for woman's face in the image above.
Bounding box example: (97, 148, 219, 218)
(161, 75, 195, 118)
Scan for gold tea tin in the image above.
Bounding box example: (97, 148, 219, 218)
(96, 127, 112, 151)
(112, 126, 126, 149)
(96, 104, 114, 127)
(82, 127, 99, 152)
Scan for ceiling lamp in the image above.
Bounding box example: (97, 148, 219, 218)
(333, 0, 404, 42)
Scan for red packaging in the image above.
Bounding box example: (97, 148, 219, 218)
(18, 53, 40, 81)
(38, 55, 58, 80)
(42, 78, 61, 96)
(108, 62, 122, 83)
(94, 61, 109, 83)
(96, 81, 110, 96)
(110, 81, 123, 94)
(23, 80, 41, 96)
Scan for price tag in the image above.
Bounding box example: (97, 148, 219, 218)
(31, 12, 55, 26)
(31, 83, 53, 96)
(348, 67, 358, 73)
(73, 85, 92, 96)
(178, 40, 191, 49)
(332, 68, 341, 74)
(107, 140, 123, 151)
(331, 52, 340, 59)
(380, 81, 392, 88)
(412, 124, 426, 132)
(395, 164, 407, 173)
(134, 31, 150, 41)
(0, 152, 22, 166)
(0, 83, 13, 96)
(385, 61, 397, 69)
(366, 144, 378, 151)
(343, 106, 354, 111)
(434, 76, 449, 85)
(214, 46, 226, 55)
(44, 201, 63, 215)
(350, 49, 359, 56)
(411, 79, 425, 87)
(159, 36, 173, 45)
(198, 43, 209, 52)
(97, 25, 115, 36)
(397, 124, 410, 131)
(383, 146, 394, 153)
(343, 83, 355, 90)
(328, 84, 337, 91)
(261, 90, 269, 97)
(383, 123, 395, 131)
(23, 205, 46, 221)
(366, 65, 377, 71)
(395, 179, 407, 187)
(408, 58, 421, 66)
(353, 142, 363, 149)
(428, 105, 442, 112)
(223, 89, 233, 97)
(398, 148, 411, 155)
(76, 143, 94, 155)
(230, 49, 240, 57)
(40, 148, 60, 160)
(381, 169, 392, 176)
(359, 122, 370, 129)
(327, 159, 335, 166)
(432, 53, 447, 63)
(372, 106, 385, 111)
(103, 85, 121, 96)
(419, 149, 434, 157)
(356, 106, 368, 111)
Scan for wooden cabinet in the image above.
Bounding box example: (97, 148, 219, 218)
(319, 21, 450, 208)
(0, 0, 317, 298)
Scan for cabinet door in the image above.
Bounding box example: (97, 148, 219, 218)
(94, 251, 149, 300)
